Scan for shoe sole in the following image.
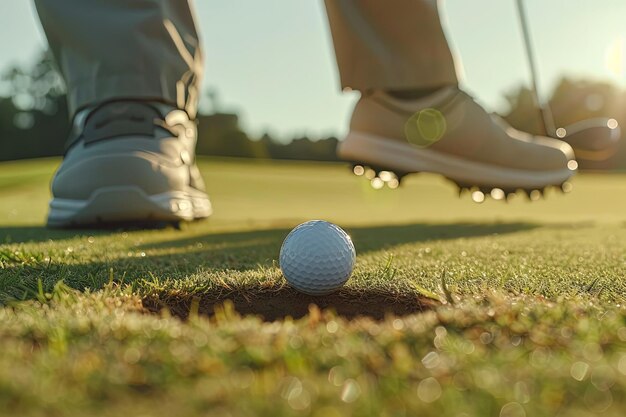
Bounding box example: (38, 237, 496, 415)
(47, 186, 212, 228)
(338, 131, 575, 194)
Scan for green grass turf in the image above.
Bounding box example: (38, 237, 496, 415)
(1, 157, 625, 416)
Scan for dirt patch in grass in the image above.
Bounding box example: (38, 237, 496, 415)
(142, 288, 439, 321)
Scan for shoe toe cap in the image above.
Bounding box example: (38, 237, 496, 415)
(531, 135, 577, 172)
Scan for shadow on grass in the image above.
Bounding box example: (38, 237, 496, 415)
(0, 222, 176, 244)
(0, 226, 106, 244)
(0, 221, 538, 247)
(1, 221, 537, 319)
(143, 285, 439, 321)
(138, 222, 539, 254)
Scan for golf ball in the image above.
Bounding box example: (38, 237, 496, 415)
(279, 220, 356, 295)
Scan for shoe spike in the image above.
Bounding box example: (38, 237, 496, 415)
(352, 164, 366, 176)
(502, 189, 517, 201)
(489, 188, 506, 201)
(370, 176, 385, 189)
(471, 190, 486, 203)
(561, 182, 573, 193)
(528, 189, 542, 201)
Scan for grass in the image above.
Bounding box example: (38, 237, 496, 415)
(0, 156, 625, 416)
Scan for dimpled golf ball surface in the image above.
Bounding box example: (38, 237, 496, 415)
(280, 220, 356, 295)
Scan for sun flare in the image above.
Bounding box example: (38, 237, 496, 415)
(605, 36, 626, 81)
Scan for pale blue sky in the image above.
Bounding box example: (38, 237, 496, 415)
(3, 1, 626, 139)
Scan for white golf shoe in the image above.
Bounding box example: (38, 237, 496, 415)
(47, 101, 212, 228)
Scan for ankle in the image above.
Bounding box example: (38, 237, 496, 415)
(385, 85, 455, 101)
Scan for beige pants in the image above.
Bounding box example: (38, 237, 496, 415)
(34, 0, 458, 118)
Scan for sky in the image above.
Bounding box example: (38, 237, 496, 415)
(3, 1, 626, 140)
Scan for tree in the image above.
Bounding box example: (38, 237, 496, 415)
(503, 78, 626, 170)
(0, 50, 69, 161)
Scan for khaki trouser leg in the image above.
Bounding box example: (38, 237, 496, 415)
(324, 0, 458, 92)
(34, 0, 203, 118)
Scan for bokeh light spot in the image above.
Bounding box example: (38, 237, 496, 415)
(328, 366, 345, 387)
(570, 361, 589, 381)
(281, 376, 310, 410)
(371, 178, 384, 190)
(378, 171, 393, 182)
(490, 188, 505, 200)
(405, 108, 447, 147)
(500, 402, 526, 417)
(417, 377, 442, 403)
(471, 191, 485, 203)
(326, 321, 338, 333)
(13, 112, 35, 130)
(340, 379, 361, 403)
(584, 385, 613, 413)
(421, 351, 440, 369)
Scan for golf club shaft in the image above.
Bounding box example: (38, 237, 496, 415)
(515, 0, 557, 137)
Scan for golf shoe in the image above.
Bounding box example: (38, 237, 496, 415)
(47, 101, 211, 227)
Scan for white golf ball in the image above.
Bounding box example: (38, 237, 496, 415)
(279, 220, 356, 295)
